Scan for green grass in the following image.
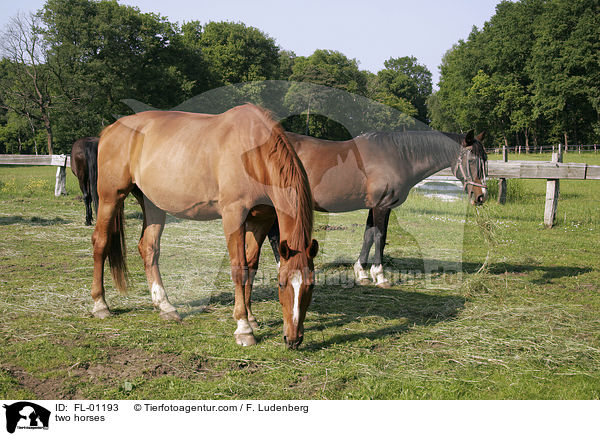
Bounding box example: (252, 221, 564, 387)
(0, 156, 599, 399)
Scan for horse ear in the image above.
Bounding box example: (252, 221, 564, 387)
(279, 240, 291, 261)
(476, 131, 486, 142)
(463, 129, 474, 146)
(306, 239, 319, 259)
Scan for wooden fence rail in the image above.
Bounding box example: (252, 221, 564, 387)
(433, 160, 600, 180)
(1, 153, 599, 227)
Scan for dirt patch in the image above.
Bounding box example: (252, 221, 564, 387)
(1, 346, 201, 400)
(75, 347, 183, 381)
(2, 366, 68, 399)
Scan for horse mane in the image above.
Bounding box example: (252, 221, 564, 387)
(360, 130, 462, 165)
(360, 130, 487, 164)
(251, 106, 314, 252)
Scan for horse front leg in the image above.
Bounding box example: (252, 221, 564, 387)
(370, 207, 391, 288)
(245, 214, 275, 330)
(223, 212, 256, 346)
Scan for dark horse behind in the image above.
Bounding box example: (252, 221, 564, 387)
(70, 137, 99, 225)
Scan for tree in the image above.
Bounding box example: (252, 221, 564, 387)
(373, 56, 432, 123)
(283, 49, 369, 139)
(41, 0, 200, 150)
(430, 0, 600, 147)
(0, 12, 55, 154)
(529, 0, 600, 145)
(198, 21, 280, 85)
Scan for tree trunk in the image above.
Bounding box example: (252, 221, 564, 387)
(564, 132, 568, 152)
(42, 113, 53, 155)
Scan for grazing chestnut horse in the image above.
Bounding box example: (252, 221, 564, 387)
(70, 137, 99, 225)
(92, 104, 318, 348)
(268, 129, 487, 287)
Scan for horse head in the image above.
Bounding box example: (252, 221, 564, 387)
(453, 130, 488, 205)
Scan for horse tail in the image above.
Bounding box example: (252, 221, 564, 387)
(108, 202, 128, 294)
(85, 138, 99, 213)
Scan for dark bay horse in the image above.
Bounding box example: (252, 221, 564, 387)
(92, 104, 318, 348)
(268, 129, 487, 287)
(70, 137, 99, 225)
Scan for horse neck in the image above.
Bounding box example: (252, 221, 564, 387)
(404, 133, 462, 183)
(264, 133, 313, 252)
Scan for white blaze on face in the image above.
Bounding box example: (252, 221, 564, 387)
(290, 270, 303, 325)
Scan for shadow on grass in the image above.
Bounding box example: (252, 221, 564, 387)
(205, 278, 465, 350)
(0, 215, 72, 226)
(319, 258, 591, 284)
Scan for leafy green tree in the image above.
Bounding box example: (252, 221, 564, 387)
(198, 21, 280, 85)
(431, 0, 600, 147)
(41, 0, 200, 151)
(284, 49, 369, 139)
(0, 12, 55, 154)
(529, 0, 600, 145)
(373, 56, 432, 123)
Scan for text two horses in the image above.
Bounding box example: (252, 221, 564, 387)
(92, 104, 317, 348)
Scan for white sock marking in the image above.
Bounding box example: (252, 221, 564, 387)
(370, 264, 388, 285)
(151, 282, 176, 312)
(235, 318, 253, 335)
(290, 270, 302, 324)
(354, 260, 369, 280)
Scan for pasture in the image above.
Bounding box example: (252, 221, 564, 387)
(1, 153, 599, 400)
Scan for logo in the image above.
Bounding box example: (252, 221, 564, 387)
(3, 402, 50, 433)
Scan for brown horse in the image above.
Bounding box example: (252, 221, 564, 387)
(92, 104, 318, 348)
(267, 129, 487, 287)
(70, 137, 99, 225)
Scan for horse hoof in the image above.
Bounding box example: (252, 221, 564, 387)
(235, 333, 257, 347)
(160, 310, 181, 322)
(249, 319, 259, 330)
(377, 280, 392, 289)
(92, 308, 111, 319)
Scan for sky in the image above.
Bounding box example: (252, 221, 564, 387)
(0, 0, 501, 87)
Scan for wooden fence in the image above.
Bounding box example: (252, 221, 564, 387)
(432, 145, 600, 227)
(1, 151, 599, 228)
(0, 154, 71, 196)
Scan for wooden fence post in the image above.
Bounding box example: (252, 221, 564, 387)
(498, 144, 508, 204)
(544, 144, 563, 228)
(54, 155, 68, 196)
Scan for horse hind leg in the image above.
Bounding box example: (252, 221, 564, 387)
(354, 209, 374, 285)
(136, 193, 180, 322)
(370, 207, 391, 288)
(91, 198, 124, 318)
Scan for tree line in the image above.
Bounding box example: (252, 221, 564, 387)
(428, 0, 600, 151)
(0, 0, 598, 155)
(0, 0, 431, 154)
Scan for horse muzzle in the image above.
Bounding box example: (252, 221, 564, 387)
(284, 334, 304, 349)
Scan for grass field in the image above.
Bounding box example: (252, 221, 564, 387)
(1, 152, 599, 399)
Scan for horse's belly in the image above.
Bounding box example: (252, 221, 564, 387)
(170, 204, 222, 221)
(315, 194, 367, 213)
(137, 182, 222, 221)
